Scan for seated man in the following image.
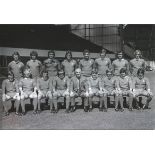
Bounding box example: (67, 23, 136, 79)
(52, 70, 70, 113)
(102, 69, 118, 112)
(36, 70, 53, 113)
(116, 68, 133, 111)
(70, 68, 89, 112)
(132, 68, 153, 110)
(19, 68, 38, 115)
(87, 70, 104, 112)
(2, 71, 20, 116)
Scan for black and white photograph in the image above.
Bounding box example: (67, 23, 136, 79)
(1, 1, 155, 155)
(0, 24, 155, 129)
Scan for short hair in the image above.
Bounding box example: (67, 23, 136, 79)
(137, 68, 145, 76)
(134, 49, 142, 56)
(58, 69, 65, 75)
(91, 69, 98, 75)
(23, 68, 31, 74)
(117, 51, 123, 55)
(8, 71, 14, 77)
(30, 51, 38, 58)
(42, 70, 48, 74)
(120, 68, 126, 74)
(12, 51, 20, 58)
(106, 69, 113, 74)
(100, 48, 107, 54)
(75, 68, 81, 73)
(65, 51, 72, 59)
(83, 49, 90, 55)
(48, 50, 55, 57)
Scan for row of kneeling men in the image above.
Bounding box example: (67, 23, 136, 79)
(2, 67, 153, 116)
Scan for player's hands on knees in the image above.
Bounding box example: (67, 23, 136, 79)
(30, 92, 37, 98)
(98, 89, 104, 95)
(2, 94, 6, 102)
(116, 88, 122, 95)
(63, 90, 70, 96)
(46, 91, 52, 97)
(53, 91, 57, 97)
(13, 93, 20, 100)
(102, 89, 108, 94)
(70, 91, 74, 97)
(89, 88, 93, 95)
(85, 91, 89, 97)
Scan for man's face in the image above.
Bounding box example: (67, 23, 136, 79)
(24, 70, 31, 78)
(58, 72, 65, 79)
(43, 72, 48, 80)
(138, 72, 144, 79)
(92, 73, 98, 80)
(31, 55, 36, 60)
(66, 53, 71, 60)
(8, 74, 14, 82)
(100, 50, 106, 59)
(83, 52, 89, 59)
(120, 72, 126, 78)
(75, 69, 81, 78)
(106, 72, 113, 79)
(49, 53, 54, 59)
(135, 52, 141, 59)
(13, 55, 19, 62)
(118, 53, 123, 59)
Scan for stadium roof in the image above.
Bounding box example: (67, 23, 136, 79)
(0, 24, 102, 53)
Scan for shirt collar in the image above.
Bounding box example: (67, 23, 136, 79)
(13, 60, 20, 64)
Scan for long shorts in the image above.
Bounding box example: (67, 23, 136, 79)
(38, 90, 52, 99)
(21, 91, 37, 100)
(70, 91, 88, 98)
(133, 89, 153, 97)
(3, 92, 16, 101)
(53, 90, 69, 97)
(118, 90, 133, 96)
(89, 88, 103, 97)
(104, 89, 118, 96)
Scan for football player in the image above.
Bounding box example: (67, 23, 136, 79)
(102, 69, 118, 112)
(87, 70, 104, 112)
(2, 72, 20, 116)
(79, 49, 94, 78)
(52, 70, 70, 113)
(19, 68, 38, 115)
(116, 68, 133, 111)
(26, 51, 42, 81)
(61, 51, 77, 78)
(94, 48, 111, 79)
(8, 51, 24, 80)
(112, 51, 129, 77)
(70, 68, 89, 112)
(42, 50, 61, 77)
(132, 68, 153, 110)
(130, 50, 147, 77)
(36, 70, 53, 113)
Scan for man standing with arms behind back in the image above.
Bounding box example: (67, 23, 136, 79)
(26, 51, 42, 81)
(8, 51, 24, 81)
(42, 50, 61, 78)
(112, 51, 129, 77)
(130, 49, 147, 77)
(94, 48, 111, 79)
(79, 49, 94, 78)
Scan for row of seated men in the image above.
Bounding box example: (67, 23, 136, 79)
(2, 66, 153, 116)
